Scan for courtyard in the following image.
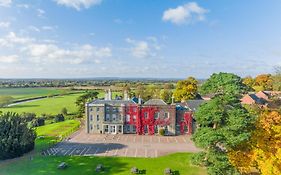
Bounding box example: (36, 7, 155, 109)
(43, 131, 200, 158)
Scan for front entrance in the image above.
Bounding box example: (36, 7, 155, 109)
(109, 125, 116, 134)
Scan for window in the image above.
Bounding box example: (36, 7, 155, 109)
(126, 115, 130, 122)
(154, 125, 158, 133)
(118, 125, 122, 133)
(106, 106, 110, 112)
(154, 112, 159, 119)
(90, 125, 93, 130)
(133, 115, 136, 122)
(144, 125, 148, 133)
(97, 115, 99, 121)
(97, 125, 99, 130)
(164, 112, 169, 119)
(90, 115, 93, 121)
(106, 114, 110, 121)
(104, 125, 109, 132)
(144, 112, 148, 119)
(112, 114, 116, 121)
(90, 108, 93, 111)
(127, 125, 130, 132)
(96, 107, 100, 112)
(132, 125, 136, 132)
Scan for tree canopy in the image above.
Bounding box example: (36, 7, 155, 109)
(76, 91, 99, 117)
(0, 112, 36, 160)
(173, 77, 198, 102)
(229, 111, 281, 175)
(192, 72, 254, 175)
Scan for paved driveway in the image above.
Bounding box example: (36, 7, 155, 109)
(43, 130, 200, 158)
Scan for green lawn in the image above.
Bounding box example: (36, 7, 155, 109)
(35, 120, 81, 152)
(36, 120, 80, 137)
(0, 88, 71, 101)
(0, 153, 206, 175)
(0, 93, 82, 115)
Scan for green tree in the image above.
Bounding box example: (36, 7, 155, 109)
(160, 89, 173, 103)
(0, 112, 36, 160)
(192, 72, 254, 175)
(173, 77, 198, 102)
(76, 91, 99, 117)
(0, 96, 14, 107)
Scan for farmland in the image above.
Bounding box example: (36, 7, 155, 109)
(0, 88, 71, 101)
(0, 93, 82, 115)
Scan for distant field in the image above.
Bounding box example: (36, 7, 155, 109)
(0, 93, 82, 115)
(0, 88, 71, 101)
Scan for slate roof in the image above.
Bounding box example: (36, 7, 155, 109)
(248, 94, 265, 104)
(88, 99, 136, 105)
(186, 100, 206, 111)
(144, 99, 167, 105)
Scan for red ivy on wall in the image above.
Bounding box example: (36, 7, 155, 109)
(179, 112, 193, 135)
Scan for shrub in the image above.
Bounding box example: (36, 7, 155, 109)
(0, 112, 36, 160)
(31, 117, 45, 127)
(54, 114, 65, 123)
(61, 107, 68, 115)
(22, 112, 36, 122)
(159, 128, 165, 136)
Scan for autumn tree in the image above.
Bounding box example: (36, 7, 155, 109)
(242, 76, 254, 91)
(192, 72, 254, 175)
(173, 77, 198, 102)
(272, 66, 281, 91)
(253, 74, 273, 91)
(229, 111, 281, 175)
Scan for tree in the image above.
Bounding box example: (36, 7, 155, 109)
(61, 107, 68, 115)
(228, 111, 281, 175)
(173, 77, 198, 102)
(160, 89, 173, 103)
(76, 91, 99, 117)
(54, 114, 65, 123)
(242, 76, 254, 91)
(192, 72, 254, 175)
(272, 66, 281, 91)
(0, 112, 36, 160)
(0, 96, 14, 107)
(253, 74, 273, 91)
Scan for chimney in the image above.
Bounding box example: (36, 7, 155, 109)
(108, 89, 112, 100)
(138, 95, 142, 104)
(104, 90, 108, 100)
(171, 96, 175, 104)
(124, 90, 129, 100)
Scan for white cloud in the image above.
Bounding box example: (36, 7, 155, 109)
(37, 9, 45, 18)
(54, 0, 102, 11)
(0, 55, 19, 63)
(0, 21, 10, 28)
(23, 43, 111, 64)
(17, 4, 29, 9)
(0, 32, 34, 47)
(126, 37, 161, 58)
(42, 26, 57, 31)
(162, 2, 208, 25)
(0, 0, 11, 7)
(28, 25, 40, 32)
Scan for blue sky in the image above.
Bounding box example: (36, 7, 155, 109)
(0, 0, 281, 78)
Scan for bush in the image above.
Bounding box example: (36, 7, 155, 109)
(22, 112, 36, 122)
(159, 128, 165, 136)
(61, 107, 68, 115)
(31, 117, 45, 127)
(0, 112, 36, 160)
(54, 114, 65, 123)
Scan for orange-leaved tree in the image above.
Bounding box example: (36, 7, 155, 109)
(229, 111, 281, 175)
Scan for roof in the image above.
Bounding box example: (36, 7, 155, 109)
(186, 100, 206, 111)
(144, 99, 167, 105)
(88, 99, 136, 105)
(248, 94, 266, 104)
